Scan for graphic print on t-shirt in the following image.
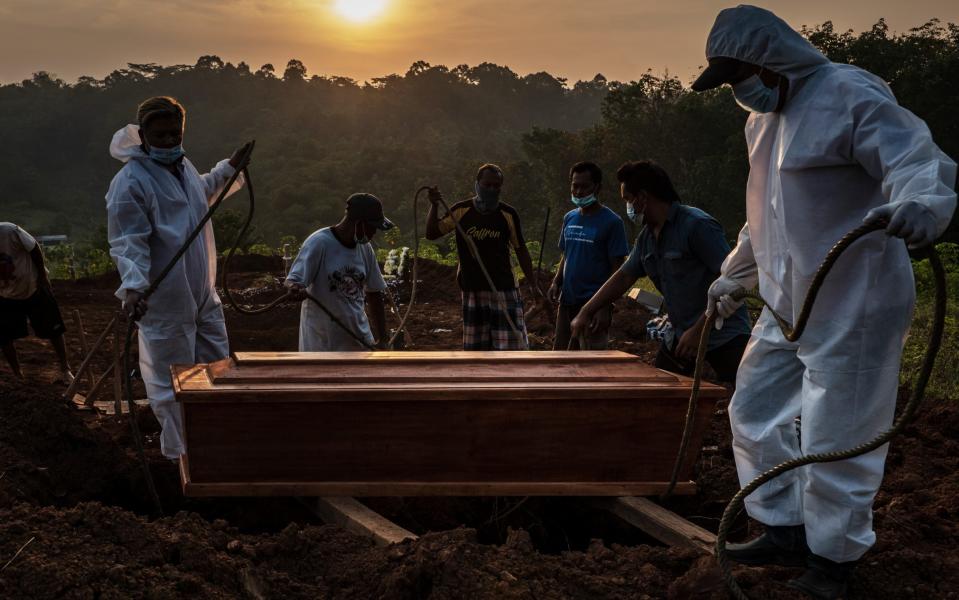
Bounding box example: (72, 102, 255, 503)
(438, 199, 525, 292)
(465, 226, 502, 241)
(562, 224, 596, 245)
(328, 265, 366, 302)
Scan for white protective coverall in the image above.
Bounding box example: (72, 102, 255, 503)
(708, 6, 957, 562)
(106, 125, 244, 459)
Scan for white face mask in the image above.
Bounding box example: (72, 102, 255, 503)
(354, 223, 371, 245)
(732, 73, 781, 113)
(626, 200, 645, 227)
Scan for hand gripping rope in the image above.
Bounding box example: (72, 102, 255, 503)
(660, 219, 946, 599)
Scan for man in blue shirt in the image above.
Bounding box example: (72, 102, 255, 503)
(548, 162, 629, 350)
(572, 160, 751, 382)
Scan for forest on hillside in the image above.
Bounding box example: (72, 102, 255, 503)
(1, 18, 957, 266)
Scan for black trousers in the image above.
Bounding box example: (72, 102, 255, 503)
(654, 333, 750, 383)
(0, 287, 67, 345)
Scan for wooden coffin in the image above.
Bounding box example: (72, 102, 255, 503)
(172, 351, 726, 497)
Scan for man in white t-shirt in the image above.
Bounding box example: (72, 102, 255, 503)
(0, 222, 74, 383)
(284, 194, 392, 351)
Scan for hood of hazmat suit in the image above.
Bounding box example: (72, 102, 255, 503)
(707, 5, 957, 563)
(105, 125, 245, 459)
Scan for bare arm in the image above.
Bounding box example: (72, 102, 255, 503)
(578, 267, 635, 322)
(548, 254, 566, 303)
(515, 243, 542, 298)
(366, 291, 387, 348)
(425, 187, 453, 240)
(425, 201, 443, 240)
(674, 312, 707, 361)
(610, 255, 625, 274)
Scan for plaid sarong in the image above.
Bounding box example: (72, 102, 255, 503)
(461, 289, 529, 350)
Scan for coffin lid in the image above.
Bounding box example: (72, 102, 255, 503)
(173, 351, 727, 402)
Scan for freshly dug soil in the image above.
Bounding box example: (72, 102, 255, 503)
(1, 258, 956, 599)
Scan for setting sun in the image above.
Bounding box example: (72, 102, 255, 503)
(333, 0, 389, 23)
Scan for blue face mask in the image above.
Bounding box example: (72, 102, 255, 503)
(732, 74, 780, 114)
(148, 144, 185, 165)
(473, 181, 501, 214)
(626, 202, 644, 227)
(571, 194, 597, 208)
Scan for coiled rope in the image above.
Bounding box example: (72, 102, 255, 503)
(660, 219, 946, 599)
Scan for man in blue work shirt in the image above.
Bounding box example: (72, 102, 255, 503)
(548, 161, 629, 350)
(571, 160, 750, 382)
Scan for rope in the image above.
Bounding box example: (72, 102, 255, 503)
(660, 219, 946, 599)
(536, 206, 551, 273)
(387, 186, 430, 349)
(433, 194, 525, 341)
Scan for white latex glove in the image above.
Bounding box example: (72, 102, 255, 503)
(863, 200, 939, 249)
(706, 276, 745, 330)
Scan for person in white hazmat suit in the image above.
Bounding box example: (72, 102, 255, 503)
(692, 6, 957, 598)
(106, 96, 251, 461)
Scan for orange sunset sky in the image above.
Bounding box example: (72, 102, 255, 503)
(1, 0, 957, 86)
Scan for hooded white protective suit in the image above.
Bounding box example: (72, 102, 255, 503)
(707, 6, 957, 562)
(106, 125, 244, 459)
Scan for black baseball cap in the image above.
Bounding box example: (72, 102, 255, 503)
(346, 193, 394, 231)
(691, 57, 744, 92)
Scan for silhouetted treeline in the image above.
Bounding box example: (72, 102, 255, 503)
(1, 18, 957, 264)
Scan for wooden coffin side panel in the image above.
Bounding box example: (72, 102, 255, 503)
(175, 352, 724, 497)
(179, 394, 716, 496)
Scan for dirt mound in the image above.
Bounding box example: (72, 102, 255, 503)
(64, 270, 122, 290)
(860, 398, 959, 598)
(401, 258, 459, 304)
(0, 374, 141, 511)
(0, 502, 708, 600)
(219, 253, 285, 275)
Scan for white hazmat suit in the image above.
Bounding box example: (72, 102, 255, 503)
(707, 6, 957, 563)
(106, 125, 244, 459)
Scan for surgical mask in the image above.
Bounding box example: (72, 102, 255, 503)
(148, 144, 185, 165)
(571, 194, 597, 208)
(732, 74, 780, 114)
(626, 202, 644, 228)
(354, 223, 371, 245)
(473, 182, 501, 214)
